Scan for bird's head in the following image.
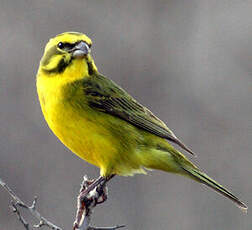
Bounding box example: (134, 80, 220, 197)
(38, 32, 97, 79)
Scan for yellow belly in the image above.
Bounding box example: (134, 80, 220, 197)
(45, 103, 119, 174)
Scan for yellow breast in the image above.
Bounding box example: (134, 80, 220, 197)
(36, 74, 119, 174)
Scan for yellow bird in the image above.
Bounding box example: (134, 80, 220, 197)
(36, 32, 247, 211)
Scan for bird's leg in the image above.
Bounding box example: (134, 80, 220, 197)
(95, 174, 115, 204)
(79, 174, 115, 199)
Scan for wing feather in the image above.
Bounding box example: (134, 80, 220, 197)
(82, 74, 195, 156)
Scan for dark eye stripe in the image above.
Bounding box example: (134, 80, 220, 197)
(58, 41, 92, 50)
(58, 42, 76, 50)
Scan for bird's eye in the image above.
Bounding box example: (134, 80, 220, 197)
(58, 42, 64, 49)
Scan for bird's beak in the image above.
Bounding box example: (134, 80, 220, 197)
(72, 41, 90, 59)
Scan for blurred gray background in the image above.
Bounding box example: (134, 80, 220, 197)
(0, 0, 251, 229)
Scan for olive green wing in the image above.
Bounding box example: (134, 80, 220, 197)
(82, 74, 195, 156)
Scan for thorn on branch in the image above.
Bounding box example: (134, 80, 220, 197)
(31, 196, 38, 210)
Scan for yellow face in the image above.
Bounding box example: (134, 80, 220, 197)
(39, 32, 94, 75)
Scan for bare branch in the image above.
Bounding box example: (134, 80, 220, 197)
(0, 177, 62, 230)
(0, 175, 125, 230)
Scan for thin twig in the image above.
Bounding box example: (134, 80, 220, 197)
(88, 225, 126, 230)
(0, 177, 62, 230)
(11, 202, 30, 230)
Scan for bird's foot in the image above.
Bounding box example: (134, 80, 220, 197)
(73, 175, 116, 230)
(78, 174, 115, 200)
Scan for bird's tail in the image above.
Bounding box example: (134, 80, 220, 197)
(181, 165, 247, 212)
